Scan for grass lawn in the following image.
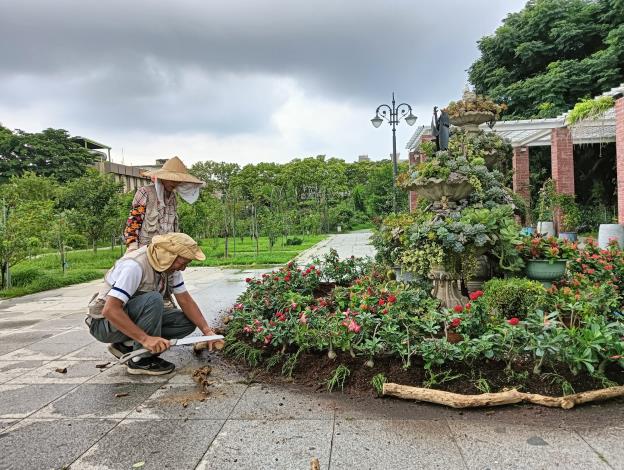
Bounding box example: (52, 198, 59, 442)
(194, 234, 326, 267)
(0, 235, 326, 298)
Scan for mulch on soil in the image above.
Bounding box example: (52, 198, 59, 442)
(227, 349, 624, 398)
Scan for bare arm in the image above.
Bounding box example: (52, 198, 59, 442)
(102, 296, 170, 353)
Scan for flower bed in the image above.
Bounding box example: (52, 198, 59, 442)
(223, 248, 624, 397)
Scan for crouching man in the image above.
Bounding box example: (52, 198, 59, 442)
(85, 233, 221, 375)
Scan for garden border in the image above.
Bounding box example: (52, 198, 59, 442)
(382, 383, 624, 409)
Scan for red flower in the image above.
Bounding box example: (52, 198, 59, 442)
(387, 295, 397, 303)
(507, 317, 520, 326)
(450, 318, 461, 328)
(464, 302, 471, 310)
(264, 334, 273, 345)
(453, 305, 463, 313)
(378, 299, 386, 306)
(604, 264, 614, 271)
(468, 290, 484, 301)
(243, 325, 252, 334)
(381, 308, 388, 315)
(245, 277, 252, 283)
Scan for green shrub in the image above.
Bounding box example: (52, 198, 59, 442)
(285, 237, 303, 246)
(10, 267, 41, 287)
(482, 278, 546, 320)
(65, 233, 88, 250)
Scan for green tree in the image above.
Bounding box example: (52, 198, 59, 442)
(0, 126, 97, 182)
(61, 169, 123, 252)
(468, 0, 624, 118)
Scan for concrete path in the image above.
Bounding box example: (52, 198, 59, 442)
(0, 232, 623, 469)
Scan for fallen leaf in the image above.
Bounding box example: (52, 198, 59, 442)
(115, 392, 129, 398)
(95, 362, 110, 369)
(55, 367, 68, 374)
(132, 462, 145, 468)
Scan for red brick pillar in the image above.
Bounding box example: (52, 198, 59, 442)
(551, 127, 575, 194)
(551, 127, 575, 229)
(512, 146, 530, 203)
(615, 95, 624, 223)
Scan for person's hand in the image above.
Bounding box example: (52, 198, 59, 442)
(141, 336, 171, 353)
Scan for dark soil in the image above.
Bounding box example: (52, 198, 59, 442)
(230, 349, 624, 398)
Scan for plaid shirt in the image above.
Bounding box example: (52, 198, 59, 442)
(124, 185, 178, 247)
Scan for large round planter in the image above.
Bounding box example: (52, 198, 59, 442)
(598, 224, 624, 249)
(407, 180, 474, 202)
(449, 111, 495, 133)
(525, 259, 567, 287)
(536, 221, 555, 238)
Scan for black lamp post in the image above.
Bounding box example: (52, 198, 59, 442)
(371, 92, 417, 212)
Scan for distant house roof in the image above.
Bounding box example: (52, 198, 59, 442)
(405, 125, 430, 151)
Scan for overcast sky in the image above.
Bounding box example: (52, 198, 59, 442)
(0, 0, 527, 167)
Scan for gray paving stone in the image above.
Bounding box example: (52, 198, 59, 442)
(128, 382, 247, 420)
(330, 418, 466, 470)
(333, 394, 455, 421)
(6, 360, 105, 384)
(576, 425, 624, 469)
(31, 383, 162, 419)
(0, 418, 118, 470)
(0, 383, 76, 418)
(72, 418, 223, 469)
(447, 418, 610, 470)
(0, 339, 87, 361)
(0, 419, 16, 431)
(0, 330, 56, 356)
(23, 312, 87, 331)
(61, 341, 114, 361)
(230, 383, 335, 420)
(0, 359, 46, 384)
(197, 419, 333, 470)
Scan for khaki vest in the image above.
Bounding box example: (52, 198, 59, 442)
(138, 185, 178, 247)
(87, 246, 168, 319)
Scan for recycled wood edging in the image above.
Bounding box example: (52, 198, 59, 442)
(382, 383, 624, 409)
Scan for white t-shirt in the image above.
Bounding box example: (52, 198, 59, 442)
(106, 259, 187, 304)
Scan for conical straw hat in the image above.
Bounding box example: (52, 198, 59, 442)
(142, 156, 203, 184)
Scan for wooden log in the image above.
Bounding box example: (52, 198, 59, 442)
(192, 340, 225, 353)
(382, 383, 524, 408)
(310, 458, 320, 470)
(383, 383, 624, 409)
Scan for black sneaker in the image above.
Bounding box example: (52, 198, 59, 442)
(126, 356, 175, 376)
(108, 342, 133, 359)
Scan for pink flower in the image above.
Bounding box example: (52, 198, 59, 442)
(464, 302, 471, 310)
(347, 319, 361, 333)
(243, 325, 252, 334)
(263, 334, 273, 345)
(299, 313, 308, 325)
(507, 317, 520, 326)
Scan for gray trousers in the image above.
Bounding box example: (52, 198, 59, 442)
(89, 291, 196, 352)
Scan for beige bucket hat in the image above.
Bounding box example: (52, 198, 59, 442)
(142, 156, 203, 184)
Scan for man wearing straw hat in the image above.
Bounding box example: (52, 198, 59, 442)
(123, 156, 205, 251)
(86, 233, 223, 375)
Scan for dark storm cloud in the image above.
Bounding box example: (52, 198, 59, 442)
(0, 0, 526, 142)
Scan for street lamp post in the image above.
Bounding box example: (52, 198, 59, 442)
(371, 92, 417, 213)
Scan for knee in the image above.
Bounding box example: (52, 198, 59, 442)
(141, 292, 164, 314)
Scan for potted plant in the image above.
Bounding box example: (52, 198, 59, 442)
(556, 194, 581, 242)
(597, 215, 624, 249)
(444, 88, 507, 133)
(535, 179, 556, 237)
(515, 235, 575, 287)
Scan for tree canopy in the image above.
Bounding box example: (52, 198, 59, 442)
(0, 125, 97, 183)
(468, 0, 624, 119)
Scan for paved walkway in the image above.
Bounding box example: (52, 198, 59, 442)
(0, 232, 623, 469)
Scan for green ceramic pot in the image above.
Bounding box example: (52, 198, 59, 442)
(525, 259, 567, 287)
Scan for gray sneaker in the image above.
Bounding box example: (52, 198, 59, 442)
(126, 356, 175, 376)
